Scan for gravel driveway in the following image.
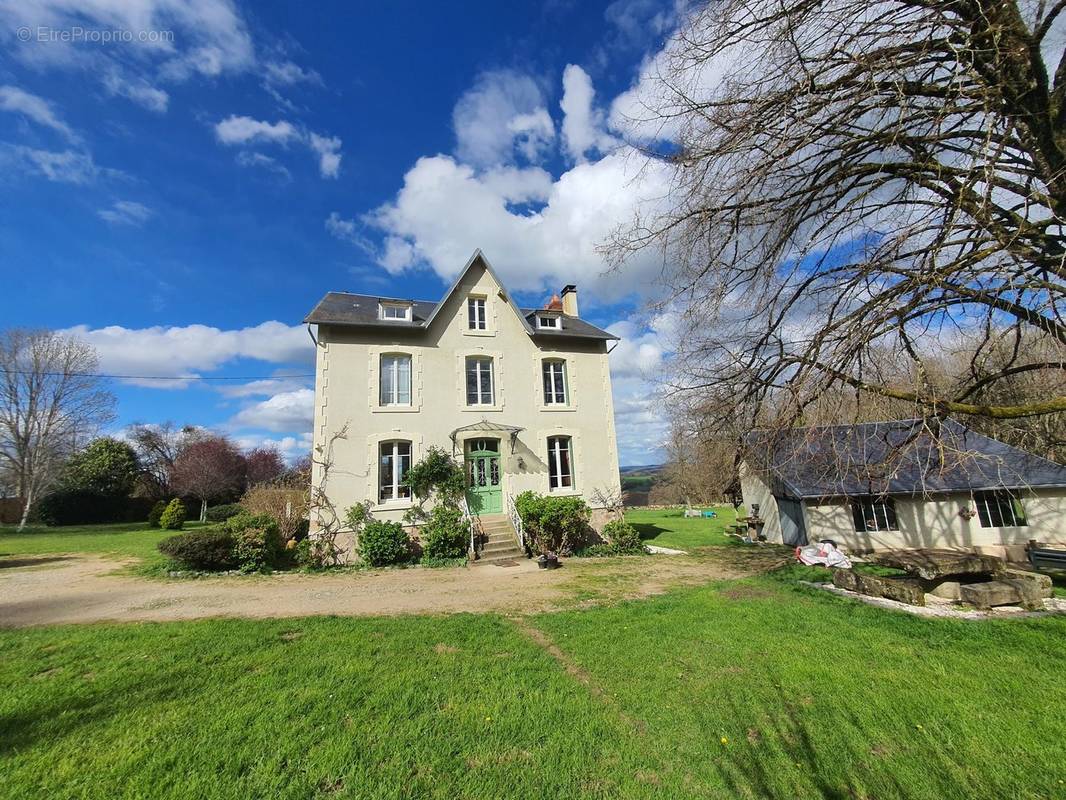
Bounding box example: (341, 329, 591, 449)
(0, 551, 760, 627)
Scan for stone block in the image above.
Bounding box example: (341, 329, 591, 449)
(870, 549, 1003, 580)
(834, 569, 925, 605)
(1002, 567, 1054, 599)
(926, 580, 962, 601)
(832, 569, 860, 592)
(959, 580, 1043, 611)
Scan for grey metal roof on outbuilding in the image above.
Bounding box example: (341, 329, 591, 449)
(744, 419, 1066, 499)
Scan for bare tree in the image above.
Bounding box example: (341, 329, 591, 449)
(0, 329, 115, 529)
(245, 445, 285, 486)
(127, 421, 196, 498)
(610, 0, 1066, 439)
(170, 434, 246, 522)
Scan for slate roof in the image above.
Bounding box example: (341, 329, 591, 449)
(744, 419, 1066, 499)
(303, 293, 618, 340)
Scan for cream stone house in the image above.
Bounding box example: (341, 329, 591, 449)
(303, 250, 622, 562)
(740, 419, 1066, 560)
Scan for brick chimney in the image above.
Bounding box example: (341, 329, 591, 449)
(560, 284, 578, 316)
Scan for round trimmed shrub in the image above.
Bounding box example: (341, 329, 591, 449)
(158, 498, 187, 530)
(147, 500, 167, 528)
(420, 505, 469, 561)
(158, 530, 236, 570)
(602, 519, 646, 554)
(205, 503, 242, 523)
(359, 520, 411, 567)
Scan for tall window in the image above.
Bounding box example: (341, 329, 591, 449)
(379, 354, 411, 406)
(850, 497, 898, 532)
(542, 359, 568, 405)
(379, 441, 412, 502)
(468, 297, 487, 330)
(974, 491, 1027, 527)
(466, 356, 494, 405)
(547, 436, 573, 490)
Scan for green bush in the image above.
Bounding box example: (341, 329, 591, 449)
(514, 491, 591, 555)
(420, 505, 470, 562)
(147, 500, 167, 528)
(158, 530, 236, 571)
(205, 503, 242, 523)
(36, 489, 126, 526)
(158, 498, 187, 531)
(601, 519, 647, 554)
(359, 520, 411, 566)
(221, 512, 283, 572)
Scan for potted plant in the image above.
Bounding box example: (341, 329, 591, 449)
(537, 552, 560, 570)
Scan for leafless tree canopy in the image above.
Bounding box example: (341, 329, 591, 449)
(0, 329, 114, 528)
(612, 0, 1066, 444)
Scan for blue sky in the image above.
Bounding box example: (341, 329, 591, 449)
(1, 0, 680, 466)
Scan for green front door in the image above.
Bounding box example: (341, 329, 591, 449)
(465, 438, 502, 514)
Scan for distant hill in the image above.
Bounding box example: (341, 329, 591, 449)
(619, 464, 664, 475)
(619, 465, 665, 506)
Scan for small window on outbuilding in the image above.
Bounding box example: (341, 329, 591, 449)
(537, 314, 561, 329)
(850, 497, 898, 532)
(974, 491, 1027, 527)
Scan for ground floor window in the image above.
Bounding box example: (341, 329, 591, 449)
(974, 491, 1027, 527)
(850, 497, 898, 532)
(547, 436, 573, 490)
(379, 440, 412, 502)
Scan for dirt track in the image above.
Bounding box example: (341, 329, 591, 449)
(0, 550, 778, 627)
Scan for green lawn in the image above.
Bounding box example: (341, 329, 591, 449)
(0, 522, 209, 562)
(625, 505, 736, 550)
(3, 511, 1066, 798)
(2, 577, 1064, 799)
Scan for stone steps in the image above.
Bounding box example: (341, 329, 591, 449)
(471, 515, 526, 565)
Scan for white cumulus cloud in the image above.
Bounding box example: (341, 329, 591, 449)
(560, 65, 617, 163)
(231, 388, 315, 433)
(63, 321, 313, 387)
(453, 70, 555, 167)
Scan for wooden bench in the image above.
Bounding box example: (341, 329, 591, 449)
(1028, 542, 1066, 572)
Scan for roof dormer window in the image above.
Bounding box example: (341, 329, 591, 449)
(537, 314, 561, 329)
(379, 302, 412, 321)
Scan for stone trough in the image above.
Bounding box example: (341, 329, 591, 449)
(831, 548, 1053, 611)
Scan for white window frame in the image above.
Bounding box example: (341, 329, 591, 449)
(465, 356, 495, 406)
(379, 353, 412, 407)
(468, 296, 487, 330)
(542, 359, 568, 405)
(547, 436, 573, 491)
(850, 497, 898, 532)
(974, 491, 1027, 528)
(379, 302, 412, 321)
(537, 314, 561, 329)
(379, 440, 412, 502)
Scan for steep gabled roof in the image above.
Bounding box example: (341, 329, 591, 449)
(745, 418, 1066, 499)
(422, 249, 533, 335)
(303, 249, 618, 341)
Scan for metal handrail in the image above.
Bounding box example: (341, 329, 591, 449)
(505, 491, 525, 553)
(460, 495, 482, 559)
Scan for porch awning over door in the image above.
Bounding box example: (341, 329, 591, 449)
(449, 419, 525, 453)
